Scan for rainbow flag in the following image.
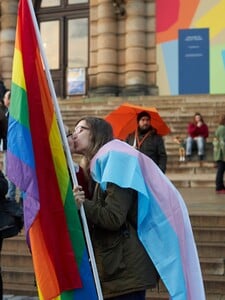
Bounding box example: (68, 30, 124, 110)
(90, 139, 206, 300)
(7, 0, 98, 299)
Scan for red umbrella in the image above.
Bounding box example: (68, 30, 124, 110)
(105, 102, 170, 140)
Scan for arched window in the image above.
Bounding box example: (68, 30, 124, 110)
(34, 0, 89, 98)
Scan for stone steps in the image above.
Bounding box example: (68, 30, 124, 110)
(2, 94, 225, 298)
(60, 95, 219, 193)
(3, 268, 36, 296)
(166, 163, 215, 174)
(204, 275, 225, 294)
(200, 257, 225, 276)
(2, 211, 225, 298)
(167, 172, 215, 188)
(1, 234, 36, 296)
(194, 227, 225, 243)
(197, 242, 225, 258)
(190, 214, 225, 227)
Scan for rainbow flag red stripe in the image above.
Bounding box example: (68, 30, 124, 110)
(7, 0, 97, 299)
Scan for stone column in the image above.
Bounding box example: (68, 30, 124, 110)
(0, 0, 18, 89)
(146, 0, 158, 95)
(122, 0, 147, 95)
(89, 0, 118, 96)
(89, 0, 158, 97)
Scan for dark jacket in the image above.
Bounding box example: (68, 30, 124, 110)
(0, 170, 8, 198)
(84, 182, 158, 299)
(126, 130, 167, 173)
(0, 104, 8, 151)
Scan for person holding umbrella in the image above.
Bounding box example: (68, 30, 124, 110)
(126, 111, 167, 173)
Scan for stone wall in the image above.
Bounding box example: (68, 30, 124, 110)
(89, 0, 158, 96)
(0, 0, 158, 97)
(0, 0, 18, 89)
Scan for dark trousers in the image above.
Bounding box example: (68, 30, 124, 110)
(109, 290, 145, 300)
(216, 160, 225, 190)
(0, 239, 3, 300)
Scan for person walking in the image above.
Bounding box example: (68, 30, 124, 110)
(186, 112, 209, 161)
(126, 111, 167, 173)
(213, 114, 225, 194)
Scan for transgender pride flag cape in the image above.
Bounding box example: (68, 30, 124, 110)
(90, 139, 206, 300)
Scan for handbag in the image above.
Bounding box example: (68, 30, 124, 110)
(0, 199, 24, 239)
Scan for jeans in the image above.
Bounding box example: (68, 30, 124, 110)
(6, 180, 17, 200)
(0, 239, 3, 300)
(186, 136, 205, 156)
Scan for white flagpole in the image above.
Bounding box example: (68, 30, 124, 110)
(26, 0, 103, 299)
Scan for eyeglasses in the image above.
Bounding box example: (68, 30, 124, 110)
(66, 132, 72, 138)
(74, 125, 90, 134)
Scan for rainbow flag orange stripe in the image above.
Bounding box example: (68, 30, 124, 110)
(7, 0, 97, 299)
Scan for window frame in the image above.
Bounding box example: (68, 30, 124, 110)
(33, 0, 89, 98)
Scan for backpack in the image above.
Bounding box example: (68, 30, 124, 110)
(0, 199, 24, 239)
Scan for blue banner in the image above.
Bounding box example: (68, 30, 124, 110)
(179, 28, 209, 94)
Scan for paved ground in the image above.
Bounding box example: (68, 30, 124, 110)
(179, 186, 225, 216)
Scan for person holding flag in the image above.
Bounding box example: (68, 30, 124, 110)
(73, 117, 158, 300)
(73, 117, 206, 300)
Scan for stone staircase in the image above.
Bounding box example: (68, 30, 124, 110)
(2, 94, 225, 299)
(147, 211, 225, 299)
(2, 233, 36, 296)
(192, 211, 225, 299)
(60, 94, 221, 188)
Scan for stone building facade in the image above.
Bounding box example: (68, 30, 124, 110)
(0, 0, 18, 90)
(0, 0, 158, 98)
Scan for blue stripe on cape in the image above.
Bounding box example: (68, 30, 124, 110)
(90, 139, 205, 300)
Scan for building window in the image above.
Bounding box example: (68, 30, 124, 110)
(68, 0, 88, 3)
(40, 21, 60, 69)
(34, 0, 89, 98)
(68, 18, 88, 68)
(41, 0, 60, 7)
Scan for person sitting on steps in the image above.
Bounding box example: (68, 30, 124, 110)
(185, 112, 209, 161)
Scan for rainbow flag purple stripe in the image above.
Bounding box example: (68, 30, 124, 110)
(90, 139, 206, 300)
(7, 0, 97, 299)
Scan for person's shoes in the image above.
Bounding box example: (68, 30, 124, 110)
(216, 189, 225, 194)
(199, 155, 204, 161)
(186, 155, 191, 161)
